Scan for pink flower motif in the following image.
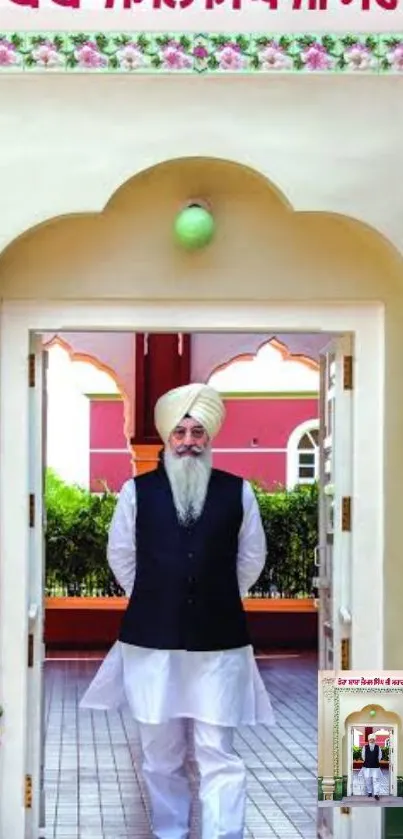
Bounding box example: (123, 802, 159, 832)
(259, 42, 293, 71)
(344, 43, 377, 71)
(217, 44, 246, 71)
(194, 45, 209, 60)
(160, 44, 192, 71)
(301, 43, 333, 71)
(0, 39, 20, 67)
(387, 43, 403, 71)
(74, 41, 107, 69)
(32, 41, 63, 68)
(116, 43, 145, 71)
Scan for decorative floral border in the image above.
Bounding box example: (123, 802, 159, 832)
(0, 33, 403, 73)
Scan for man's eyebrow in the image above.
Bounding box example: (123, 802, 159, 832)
(174, 423, 204, 430)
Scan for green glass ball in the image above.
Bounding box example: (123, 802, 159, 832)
(369, 709, 376, 717)
(174, 206, 215, 251)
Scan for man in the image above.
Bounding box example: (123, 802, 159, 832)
(81, 382, 275, 839)
(361, 733, 382, 801)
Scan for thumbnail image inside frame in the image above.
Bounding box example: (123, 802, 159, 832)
(318, 670, 403, 807)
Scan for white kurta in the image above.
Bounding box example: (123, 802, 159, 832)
(80, 477, 275, 728)
(359, 745, 383, 796)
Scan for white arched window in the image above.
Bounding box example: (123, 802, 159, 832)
(286, 419, 319, 489)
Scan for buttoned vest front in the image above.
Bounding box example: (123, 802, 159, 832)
(363, 745, 381, 768)
(118, 465, 250, 651)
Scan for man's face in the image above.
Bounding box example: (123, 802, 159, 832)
(168, 417, 209, 457)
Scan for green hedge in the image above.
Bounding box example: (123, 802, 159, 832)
(353, 744, 389, 761)
(45, 469, 318, 598)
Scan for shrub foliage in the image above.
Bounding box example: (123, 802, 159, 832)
(45, 469, 318, 599)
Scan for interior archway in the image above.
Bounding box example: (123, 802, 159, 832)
(0, 156, 402, 303)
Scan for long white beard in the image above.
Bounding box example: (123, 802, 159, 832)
(164, 448, 212, 524)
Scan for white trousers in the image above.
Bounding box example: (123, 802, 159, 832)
(363, 768, 382, 796)
(138, 718, 247, 839)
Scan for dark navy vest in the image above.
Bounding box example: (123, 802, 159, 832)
(118, 465, 251, 651)
(363, 745, 380, 768)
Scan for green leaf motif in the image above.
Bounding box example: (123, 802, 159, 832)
(322, 36, 336, 52)
(11, 34, 24, 48)
(137, 34, 150, 49)
(71, 34, 88, 46)
(109, 55, 119, 69)
(235, 35, 249, 50)
(297, 35, 315, 47)
(95, 33, 109, 50)
(365, 36, 378, 50)
(341, 35, 358, 47)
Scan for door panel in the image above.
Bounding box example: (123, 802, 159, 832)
(317, 336, 353, 670)
(26, 336, 47, 838)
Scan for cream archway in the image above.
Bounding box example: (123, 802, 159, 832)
(0, 156, 401, 304)
(2, 75, 403, 257)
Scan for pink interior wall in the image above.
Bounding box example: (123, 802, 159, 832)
(44, 331, 136, 435)
(89, 397, 319, 492)
(90, 400, 131, 492)
(215, 398, 318, 448)
(90, 401, 127, 449)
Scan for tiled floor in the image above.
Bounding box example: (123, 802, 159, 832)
(353, 768, 390, 795)
(44, 652, 317, 839)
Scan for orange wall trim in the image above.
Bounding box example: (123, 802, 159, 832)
(45, 596, 317, 613)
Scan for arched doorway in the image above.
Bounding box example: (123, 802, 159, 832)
(0, 155, 392, 838)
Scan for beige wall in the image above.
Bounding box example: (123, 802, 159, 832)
(0, 74, 402, 666)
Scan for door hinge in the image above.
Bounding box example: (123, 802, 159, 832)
(25, 774, 33, 809)
(341, 496, 352, 532)
(343, 355, 353, 390)
(341, 638, 350, 670)
(28, 354, 35, 388)
(29, 494, 35, 528)
(28, 633, 34, 668)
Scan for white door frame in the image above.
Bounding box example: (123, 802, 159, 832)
(317, 335, 353, 670)
(348, 724, 397, 797)
(0, 299, 384, 839)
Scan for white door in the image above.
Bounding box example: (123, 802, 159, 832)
(389, 727, 397, 796)
(26, 335, 48, 838)
(316, 335, 353, 671)
(347, 725, 354, 796)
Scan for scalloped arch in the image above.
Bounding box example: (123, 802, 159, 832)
(0, 154, 402, 301)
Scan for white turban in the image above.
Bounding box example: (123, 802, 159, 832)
(154, 383, 225, 443)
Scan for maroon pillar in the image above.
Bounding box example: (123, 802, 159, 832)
(133, 333, 191, 444)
